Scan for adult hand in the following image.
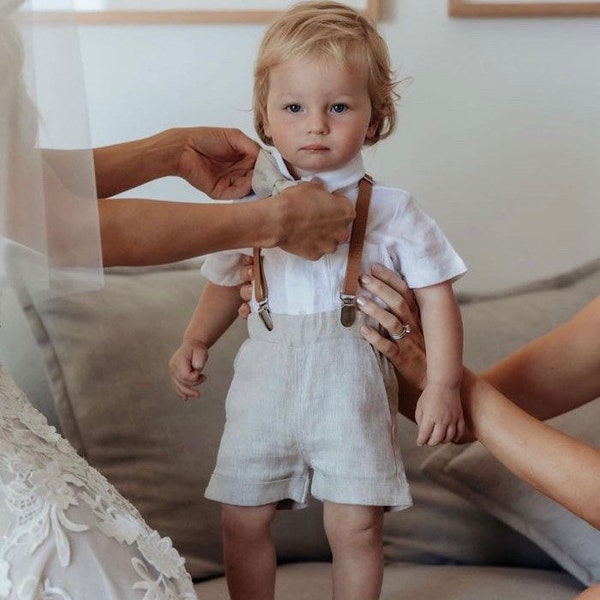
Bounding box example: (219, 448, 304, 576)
(357, 264, 426, 391)
(177, 127, 259, 199)
(357, 264, 428, 424)
(273, 180, 354, 260)
(358, 264, 474, 441)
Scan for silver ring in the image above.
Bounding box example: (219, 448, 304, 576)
(389, 323, 411, 341)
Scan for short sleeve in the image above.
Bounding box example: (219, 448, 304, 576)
(386, 195, 467, 289)
(200, 250, 250, 287)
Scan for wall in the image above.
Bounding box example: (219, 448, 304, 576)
(79, 0, 600, 293)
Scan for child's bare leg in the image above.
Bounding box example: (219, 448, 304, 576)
(323, 502, 384, 600)
(221, 502, 278, 600)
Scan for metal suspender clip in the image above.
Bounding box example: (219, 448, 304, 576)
(257, 299, 274, 331)
(339, 293, 356, 327)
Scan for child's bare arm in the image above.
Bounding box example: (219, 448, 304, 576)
(413, 282, 464, 445)
(169, 282, 242, 399)
(184, 281, 243, 347)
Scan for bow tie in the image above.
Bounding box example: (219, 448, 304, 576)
(252, 149, 298, 198)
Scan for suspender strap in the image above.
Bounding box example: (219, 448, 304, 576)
(340, 174, 373, 327)
(253, 173, 373, 331)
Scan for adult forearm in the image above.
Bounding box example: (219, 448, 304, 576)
(482, 295, 600, 420)
(98, 197, 281, 267)
(463, 368, 600, 528)
(94, 129, 181, 198)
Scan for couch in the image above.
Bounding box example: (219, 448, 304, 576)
(2, 257, 599, 599)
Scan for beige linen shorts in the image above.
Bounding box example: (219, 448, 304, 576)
(205, 310, 412, 511)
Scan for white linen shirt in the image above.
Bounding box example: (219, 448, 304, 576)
(201, 150, 467, 316)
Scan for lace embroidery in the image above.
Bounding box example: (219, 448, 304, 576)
(0, 366, 196, 600)
(16, 577, 73, 600)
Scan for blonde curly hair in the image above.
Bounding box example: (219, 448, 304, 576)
(253, 1, 399, 147)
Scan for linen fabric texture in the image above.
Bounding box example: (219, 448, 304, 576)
(205, 311, 412, 511)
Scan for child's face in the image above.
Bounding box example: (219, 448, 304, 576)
(263, 56, 376, 177)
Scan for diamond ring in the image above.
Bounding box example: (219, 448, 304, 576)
(390, 323, 411, 341)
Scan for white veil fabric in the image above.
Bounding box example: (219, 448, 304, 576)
(0, 0, 103, 299)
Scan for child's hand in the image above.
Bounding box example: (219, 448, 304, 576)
(168, 339, 209, 400)
(415, 384, 465, 446)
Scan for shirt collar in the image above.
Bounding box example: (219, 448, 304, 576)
(270, 148, 366, 194)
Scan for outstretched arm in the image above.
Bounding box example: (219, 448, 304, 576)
(358, 265, 600, 528)
(94, 127, 258, 200)
(482, 295, 600, 419)
(459, 366, 600, 528)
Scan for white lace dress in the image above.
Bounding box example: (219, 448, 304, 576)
(0, 298, 197, 600)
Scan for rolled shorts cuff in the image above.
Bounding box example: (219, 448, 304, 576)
(311, 470, 413, 512)
(204, 471, 311, 509)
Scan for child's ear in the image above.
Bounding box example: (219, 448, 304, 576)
(262, 110, 272, 139)
(365, 120, 378, 141)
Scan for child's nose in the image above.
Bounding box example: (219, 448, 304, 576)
(307, 113, 328, 135)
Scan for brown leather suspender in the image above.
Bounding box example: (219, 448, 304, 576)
(340, 174, 373, 327)
(253, 174, 373, 330)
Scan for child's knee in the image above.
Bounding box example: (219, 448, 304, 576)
(221, 503, 277, 542)
(324, 504, 383, 547)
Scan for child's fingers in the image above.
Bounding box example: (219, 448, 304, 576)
(454, 419, 466, 443)
(172, 381, 196, 400)
(443, 424, 457, 444)
(427, 423, 447, 446)
(417, 419, 434, 446)
(174, 376, 206, 400)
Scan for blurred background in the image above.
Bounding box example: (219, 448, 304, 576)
(73, 0, 599, 292)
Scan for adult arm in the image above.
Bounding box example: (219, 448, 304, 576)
(99, 184, 353, 266)
(94, 127, 258, 200)
(460, 366, 600, 528)
(358, 265, 600, 529)
(95, 128, 355, 266)
(482, 295, 600, 420)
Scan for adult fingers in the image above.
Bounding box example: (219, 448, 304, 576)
(359, 266, 420, 334)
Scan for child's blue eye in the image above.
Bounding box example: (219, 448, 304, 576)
(286, 104, 302, 113)
(331, 103, 348, 114)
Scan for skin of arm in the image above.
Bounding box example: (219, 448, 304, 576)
(460, 366, 600, 529)
(357, 265, 600, 530)
(413, 282, 465, 445)
(93, 127, 258, 200)
(482, 295, 600, 420)
(168, 281, 242, 400)
(95, 127, 355, 266)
